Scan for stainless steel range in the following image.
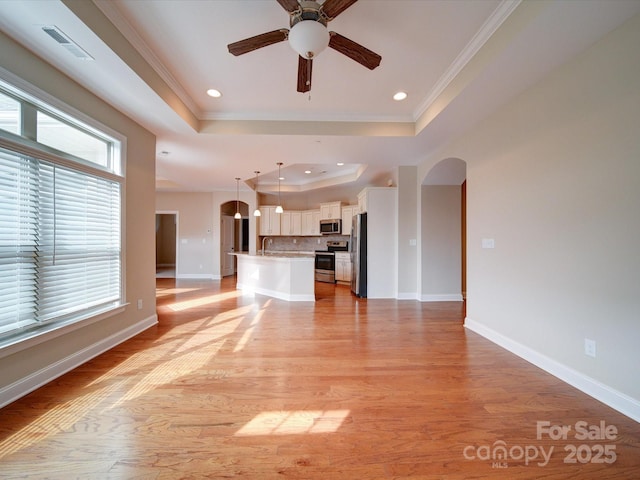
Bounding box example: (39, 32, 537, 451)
(315, 240, 348, 283)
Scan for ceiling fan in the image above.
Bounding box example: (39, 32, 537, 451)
(227, 0, 381, 93)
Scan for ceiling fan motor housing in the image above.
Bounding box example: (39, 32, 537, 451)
(290, 1, 329, 27)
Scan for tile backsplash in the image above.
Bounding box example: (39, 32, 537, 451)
(263, 235, 349, 252)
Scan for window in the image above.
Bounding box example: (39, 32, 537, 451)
(0, 91, 20, 135)
(37, 111, 110, 168)
(0, 78, 123, 345)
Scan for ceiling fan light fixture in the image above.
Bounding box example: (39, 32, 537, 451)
(288, 20, 329, 59)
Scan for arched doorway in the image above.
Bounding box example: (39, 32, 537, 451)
(220, 201, 249, 277)
(420, 158, 466, 301)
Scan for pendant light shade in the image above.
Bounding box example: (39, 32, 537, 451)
(275, 162, 284, 214)
(234, 177, 242, 219)
(253, 171, 261, 217)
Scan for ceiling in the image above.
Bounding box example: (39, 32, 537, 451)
(1, 0, 639, 196)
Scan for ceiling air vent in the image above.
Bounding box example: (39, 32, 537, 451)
(42, 26, 94, 60)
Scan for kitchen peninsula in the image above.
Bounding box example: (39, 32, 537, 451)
(233, 252, 315, 302)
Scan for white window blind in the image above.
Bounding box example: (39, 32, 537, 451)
(0, 148, 121, 336)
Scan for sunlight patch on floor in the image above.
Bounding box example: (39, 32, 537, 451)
(0, 380, 126, 459)
(235, 410, 351, 436)
(155, 287, 201, 297)
(233, 304, 266, 353)
(166, 290, 242, 312)
(109, 341, 225, 409)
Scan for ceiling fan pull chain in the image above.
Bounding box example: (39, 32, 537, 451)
(308, 58, 312, 100)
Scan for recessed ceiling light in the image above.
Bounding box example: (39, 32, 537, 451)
(207, 89, 222, 98)
(279, 176, 285, 181)
(304, 170, 311, 174)
(393, 91, 408, 101)
(336, 162, 344, 166)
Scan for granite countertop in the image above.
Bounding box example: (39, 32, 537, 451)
(232, 251, 315, 258)
(260, 250, 315, 258)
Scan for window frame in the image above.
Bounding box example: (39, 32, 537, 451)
(0, 69, 127, 358)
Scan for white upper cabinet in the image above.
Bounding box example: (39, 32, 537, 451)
(320, 201, 342, 220)
(341, 205, 357, 234)
(259, 206, 281, 236)
(281, 211, 302, 236)
(301, 210, 320, 236)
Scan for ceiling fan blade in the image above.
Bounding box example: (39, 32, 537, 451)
(297, 56, 312, 93)
(276, 0, 300, 14)
(228, 29, 288, 56)
(321, 0, 358, 20)
(329, 32, 381, 70)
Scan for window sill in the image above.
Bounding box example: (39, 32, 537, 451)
(0, 303, 127, 360)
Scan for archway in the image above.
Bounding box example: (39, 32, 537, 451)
(420, 158, 467, 301)
(220, 201, 249, 277)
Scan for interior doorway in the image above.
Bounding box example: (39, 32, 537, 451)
(156, 212, 177, 278)
(220, 201, 249, 277)
(420, 158, 466, 303)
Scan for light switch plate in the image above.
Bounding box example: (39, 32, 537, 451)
(584, 338, 596, 357)
(482, 238, 495, 249)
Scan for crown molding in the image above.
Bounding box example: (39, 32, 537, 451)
(413, 0, 522, 122)
(93, 0, 202, 119)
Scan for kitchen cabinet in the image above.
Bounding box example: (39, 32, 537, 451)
(334, 252, 352, 284)
(312, 210, 320, 235)
(281, 211, 302, 236)
(258, 206, 281, 236)
(320, 201, 342, 220)
(341, 205, 357, 234)
(357, 190, 367, 213)
(301, 210, 320, 236)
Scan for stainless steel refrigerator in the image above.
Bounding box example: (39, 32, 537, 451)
(350, 212, 367, 297)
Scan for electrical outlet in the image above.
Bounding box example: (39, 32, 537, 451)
(137, 299, 143, 310)
(584, 338, 596, 358)
(293, 238, 297, 244)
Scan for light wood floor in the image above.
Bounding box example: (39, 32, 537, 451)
(1, 277, 638, 479)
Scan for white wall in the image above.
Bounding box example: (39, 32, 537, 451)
(420, 186, 462, 301)
(363, 188, 398, 299)
(156, 192, 215, 278)
(419, 13, 640, 418)
(156, 190, 259, 279)
(397, 167, 419, 299)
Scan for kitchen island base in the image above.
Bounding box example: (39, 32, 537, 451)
(234, 253, 315, 302)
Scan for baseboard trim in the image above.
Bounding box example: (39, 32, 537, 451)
(0, 315, 158, 409)
(421, 294, 464, 302)
(397, 292, 419, 300)
(464, 317, 640, 423)
(176, 273, 217, 280)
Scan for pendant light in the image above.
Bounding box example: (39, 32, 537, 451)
(253, 171, 261, 217)
(234, 177, 241, 219)
(275, 162, 284, 214)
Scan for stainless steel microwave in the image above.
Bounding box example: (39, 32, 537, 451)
(319, 218, 341, 235)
